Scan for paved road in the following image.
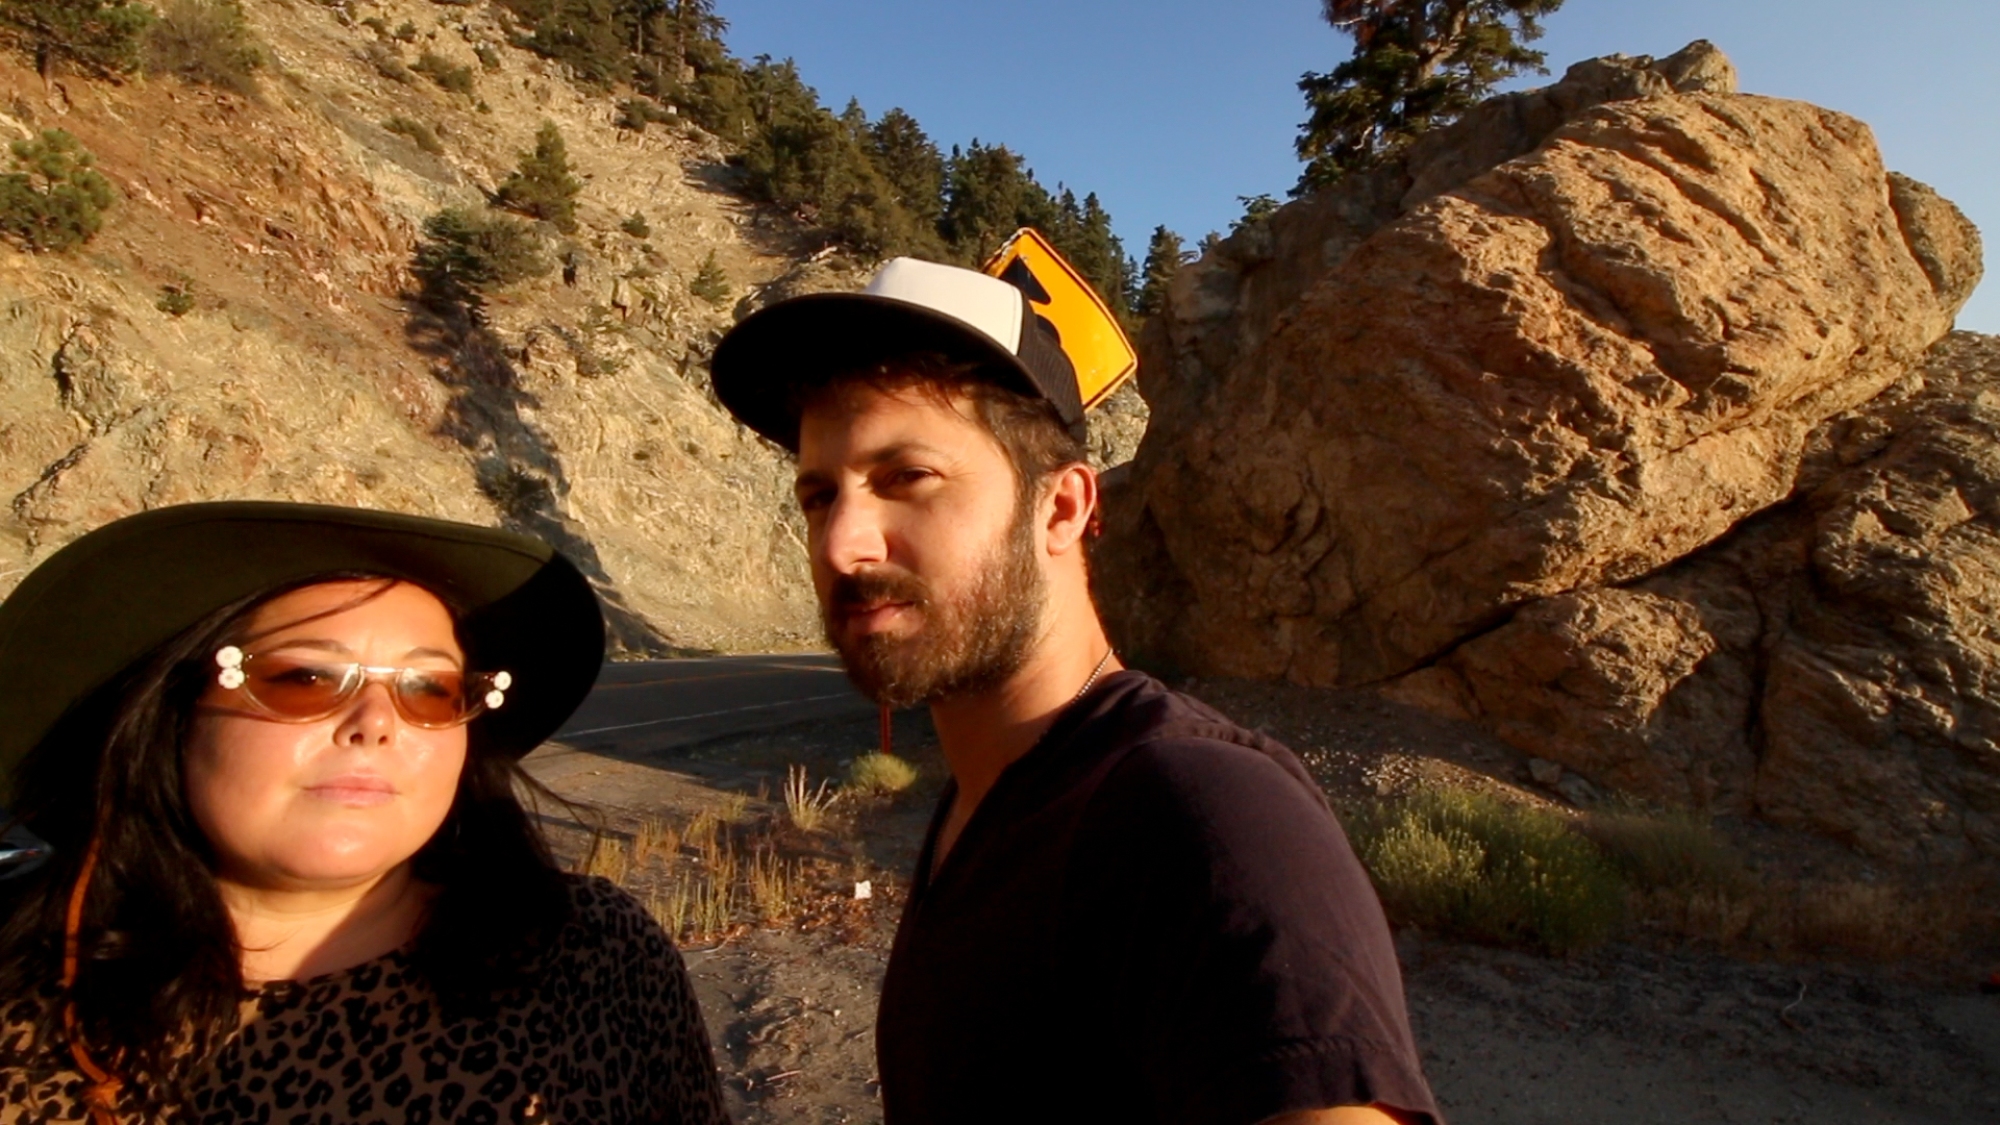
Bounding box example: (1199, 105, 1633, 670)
(545, 654, 872, 757)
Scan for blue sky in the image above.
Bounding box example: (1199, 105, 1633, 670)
(717, 1, 1997, 331)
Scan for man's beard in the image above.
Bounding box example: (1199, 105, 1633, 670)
(822, 505, 1046, 710)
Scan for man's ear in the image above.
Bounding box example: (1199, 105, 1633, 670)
(1043, 462, 1098, 557)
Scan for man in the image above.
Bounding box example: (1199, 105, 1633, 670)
(711, 257, 1440, 1125)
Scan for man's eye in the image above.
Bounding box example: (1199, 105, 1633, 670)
(886, 468, 935, 488)
(796, 488, 833, 512)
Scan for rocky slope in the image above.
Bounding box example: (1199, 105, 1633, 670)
(1099, 42, 1995, 863)
(0, 0, 833, 652)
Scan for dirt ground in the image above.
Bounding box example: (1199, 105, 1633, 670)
(525, 684, 2000, 1125)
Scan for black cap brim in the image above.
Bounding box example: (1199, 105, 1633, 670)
(711, 291, 1079, 452)
(0, 502, 606, 789)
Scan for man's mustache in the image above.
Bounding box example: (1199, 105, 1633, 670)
(828, 569, 930, 613)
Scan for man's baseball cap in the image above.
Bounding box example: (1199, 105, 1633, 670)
(710, 257, 1084, 452)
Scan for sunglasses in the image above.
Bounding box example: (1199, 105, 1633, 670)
(210, 646, 512, 729)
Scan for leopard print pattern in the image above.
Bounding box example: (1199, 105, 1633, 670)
(1, 876, 729, 1125)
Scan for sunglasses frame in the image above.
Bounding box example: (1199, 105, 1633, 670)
(211, 646, 512, 729)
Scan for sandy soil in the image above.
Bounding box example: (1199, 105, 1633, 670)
(527, 690, 2000, 1125)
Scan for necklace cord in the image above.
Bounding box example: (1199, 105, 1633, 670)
(1072, 648, 1116, 704)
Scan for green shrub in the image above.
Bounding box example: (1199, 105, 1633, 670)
(0, 0, 154, 77)
(392, 19, 417, 42)
(143, 0, 263, 95)
(359, 15, 388, 37)
(156, 281, 194, 316)
(618, 210, 649, 238)
(413, 205, 550, 299)
(846, 753, 918, 795)
(1346, 787, 1625, 954)
(0, 130, 114, 253)
(412, 49, 472, 94)
(494, 121, 580, 233)
(473, 43, 499, 71)
(382, 116, 443, 155)
(689, 249, 728, 305)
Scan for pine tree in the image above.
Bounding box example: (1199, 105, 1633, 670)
(868, 107, 943, 230)
(1296, 0, 1564, 190)
(0, 0, 153, 77)
(0, 129, 114, 252)
(495, 121, 583, 234)
(940, 141, 1055, 264)
(1135, 226, 1188, 319)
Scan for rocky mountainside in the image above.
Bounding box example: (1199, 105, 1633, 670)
(1099, 42, 1995, 864)
(0, 0, 858, 652)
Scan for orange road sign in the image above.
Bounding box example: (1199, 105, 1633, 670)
(982, 228, 1137, 410)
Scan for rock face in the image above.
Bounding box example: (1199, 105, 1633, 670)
(1434, 334, 2000, 863)
(1100, 42, 1992, 862)
(1102, 41, 1980, 687)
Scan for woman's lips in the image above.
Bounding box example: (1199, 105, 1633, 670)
(306, 776, 397, 806)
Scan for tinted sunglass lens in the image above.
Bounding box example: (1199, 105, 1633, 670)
(395, 669, 471, 726)
(245, 659, 358, 718)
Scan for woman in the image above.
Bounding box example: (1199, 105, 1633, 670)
(0, 502, 730, 1124)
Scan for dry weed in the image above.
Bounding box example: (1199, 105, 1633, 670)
(748, 842, 801, 923)
(632, 816, 678, 866)
(582, 835, 630, 885)
(784, 764, 837, 832)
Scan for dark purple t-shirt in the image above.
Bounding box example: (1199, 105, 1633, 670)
(876, 671, 1440, 1125)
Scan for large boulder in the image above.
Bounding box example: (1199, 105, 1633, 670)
(1100, 43, 1982, 691)
(1425, 334, 2000, 864)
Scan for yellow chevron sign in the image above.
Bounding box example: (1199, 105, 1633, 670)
(982, 228, 1137, 410)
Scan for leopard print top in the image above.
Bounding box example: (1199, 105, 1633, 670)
(0, 876, 729, 1124)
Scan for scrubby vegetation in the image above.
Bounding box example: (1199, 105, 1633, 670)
(155, 281, 194, 316)
(141, 0, 263, 94)
(494, 121, 581, 234)
(0, 130, 115, 253)
(412, 205, 551, 303)
(845, 753, 918, 796)
(383, 115, 445, 155)
(619, 210, 650, 238)
(1344, 784, 1989, 963)
(1345, 787, 1625, 954)
(412, 48, 474, 94)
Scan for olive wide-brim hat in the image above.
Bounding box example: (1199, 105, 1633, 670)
(0, 502, 606, 787)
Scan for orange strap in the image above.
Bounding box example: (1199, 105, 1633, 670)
(60, 836, 123, 1125)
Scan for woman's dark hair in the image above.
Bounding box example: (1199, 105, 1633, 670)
(0, 574, 574, 1108)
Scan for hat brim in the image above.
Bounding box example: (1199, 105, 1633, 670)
(711, 292, 1047, 452)
(0, 503, 606, 790)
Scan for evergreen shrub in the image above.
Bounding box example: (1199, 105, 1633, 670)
(688, 249, 727, 304)
(494, 122, 581, 233)
(413, 206, 551, 299)
(0, 129, 114, 253)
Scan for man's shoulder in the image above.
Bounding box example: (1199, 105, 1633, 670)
(1088, 672, 1330, 815)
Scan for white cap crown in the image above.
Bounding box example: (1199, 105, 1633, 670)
(865, 258, 1025, 356)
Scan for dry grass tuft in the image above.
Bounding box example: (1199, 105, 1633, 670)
(846, 753, 919, 795)
(631, 816, 678, 867)
(784, 764, 837, 832)
(582, 835, 630, 885)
